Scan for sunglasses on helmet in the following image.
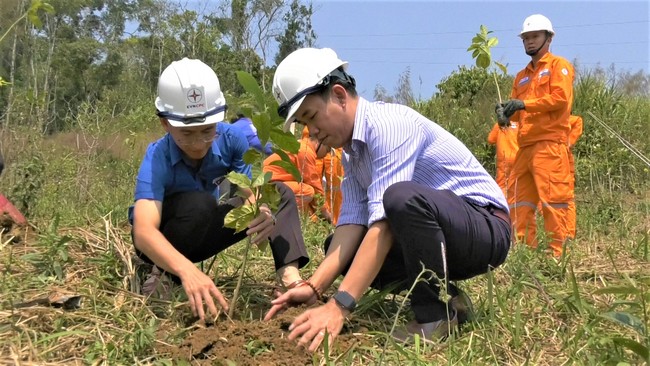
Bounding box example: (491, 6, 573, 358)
(277, 83, 326, 119)
(157, 104, 228, 124)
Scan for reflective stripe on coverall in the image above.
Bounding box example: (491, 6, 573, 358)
(316, 147, 344, 225)
(506, 52, 575, 256)
(566, 115, 583, 239)
(487, 122, 519, 199)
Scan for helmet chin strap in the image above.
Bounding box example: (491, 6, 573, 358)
(525, 34, 549, 56)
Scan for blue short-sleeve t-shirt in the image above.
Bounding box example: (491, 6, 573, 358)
(128, 122, 251, 223)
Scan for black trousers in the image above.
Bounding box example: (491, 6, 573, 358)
(135, 182, 309, 274)
(326, 181, 510, 323)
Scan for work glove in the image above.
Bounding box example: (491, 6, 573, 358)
(502, 99, 525, 117)
(495, 103, 509, 127)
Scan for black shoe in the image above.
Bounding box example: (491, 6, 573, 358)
(449, 286, 474, 325)
(392, 311, 458, 344)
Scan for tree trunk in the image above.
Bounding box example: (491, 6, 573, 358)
(3, 0, 27, 133)
(4, 24, 19, 132)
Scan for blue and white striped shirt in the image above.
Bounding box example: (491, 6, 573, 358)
(338, 98, 508, 227)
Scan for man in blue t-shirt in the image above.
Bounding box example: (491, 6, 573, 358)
(130, 58, 309, 321)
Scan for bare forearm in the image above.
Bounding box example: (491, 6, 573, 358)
(336, 221, 393, 300)
(309, 224, 365, 294)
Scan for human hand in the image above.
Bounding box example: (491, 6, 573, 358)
(246, 204, 276, 245)
(495, 103, 509, 127)
(178, 265, 229, 322)
(264, 284, 318, 320)
(286, 301, 346, 352)
(502, 99, 525, 117)
(321, 209, 333, 224)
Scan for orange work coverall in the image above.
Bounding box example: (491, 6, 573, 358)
(487, 122, 519, 199)
(507, 52, 575, 257)
(263, 135, 328, 220)
(316, 147, 344, 226)
(566, 114, 583, 239)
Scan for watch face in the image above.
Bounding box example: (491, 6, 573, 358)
(334, 291, 356, 312)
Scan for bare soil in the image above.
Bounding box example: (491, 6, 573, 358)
(0, 213, 29, 244)
(157, 307, 368, 365)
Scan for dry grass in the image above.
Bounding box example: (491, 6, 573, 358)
(0, 204, 647, 365)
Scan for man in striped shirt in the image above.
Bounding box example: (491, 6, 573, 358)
(265, 48, 511, 350)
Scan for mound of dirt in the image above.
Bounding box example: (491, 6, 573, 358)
(157, 307, 368, 365)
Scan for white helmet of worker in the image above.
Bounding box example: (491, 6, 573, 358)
(520, 14, 554, 37)
(155, 57, 227, 127)
(273, 48, 348, 131)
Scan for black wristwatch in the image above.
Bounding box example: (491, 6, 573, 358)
(332, 291, 357, 313)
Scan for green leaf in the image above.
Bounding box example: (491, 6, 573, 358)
(0, 77, 11, 87)
(495, 61, 508, 75)
(26, 1, 54, 29)
(252, 112, 271, 146)
(612, 300, 644, 309)
(599, 312, 646, 335)
(35, 330, 92, 344)
(270, 129, 300, 153)
(269, 160, 302, 183)
(593, 286, 642, 296)
(610, 337, 649, 360)
(27, 12, 42, 28)
(224, 205, 256, 232)
(487, 37, 498, 48)
(477, 54, 490, 69)
(251, 171, 271, 188)
(258, 183, 281, 210)
(243, 149, 263, 165)
(227, 172, 252, 188)
(236, 71, 266, 110)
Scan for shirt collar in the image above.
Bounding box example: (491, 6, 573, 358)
(345, 97, 370, 155)
(167, 134, 184, 166)
(526, 52, 553, 71)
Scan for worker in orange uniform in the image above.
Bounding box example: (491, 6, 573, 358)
(264, 128, 332, 222)
(487, 121, 519, 199)
(566, 114, 583, 239)
(316, 147, 345, 225)
(496, 14, 575, 257)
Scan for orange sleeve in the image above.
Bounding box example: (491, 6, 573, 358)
(524, 57, 574, 114)
(487, 123, 500, 145)
(568, 115, 583, 146)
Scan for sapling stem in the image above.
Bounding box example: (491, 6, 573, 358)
(229, 194, 260, 318)
(228, 235, 254, 318)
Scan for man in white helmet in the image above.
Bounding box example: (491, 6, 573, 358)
(129, 58, 309, 321)
(495, 14, 575, 257)
(264, 48, 511, 349)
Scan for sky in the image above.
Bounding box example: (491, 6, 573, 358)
(307, 0, 650, 99)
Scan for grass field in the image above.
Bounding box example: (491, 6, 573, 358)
(0, 119, 648, 365)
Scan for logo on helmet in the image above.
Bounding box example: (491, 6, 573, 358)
(273, 86, 284, 102)
(187, 88, 203, 103)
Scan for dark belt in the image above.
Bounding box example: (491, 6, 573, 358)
(491, 207, 511, 225)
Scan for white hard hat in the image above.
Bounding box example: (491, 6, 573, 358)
(155, 58, 227, 127)
(273, 48, 348, 131)
(520, 14, 555, 37)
